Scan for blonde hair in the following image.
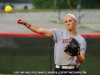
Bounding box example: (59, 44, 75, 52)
(64, 14, 77, 22)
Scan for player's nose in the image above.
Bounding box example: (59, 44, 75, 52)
(67, 23, 70, 25)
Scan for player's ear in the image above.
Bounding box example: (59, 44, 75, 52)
(75, 21, 78, 29)
(75, 21, 77, 26)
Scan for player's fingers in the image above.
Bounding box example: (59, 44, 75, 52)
(17, 19, 22, 24)
(17, 19, 24, 24)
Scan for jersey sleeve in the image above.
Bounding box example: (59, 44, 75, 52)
(51, 28, 61, 43)
(80, 38, 87, 53)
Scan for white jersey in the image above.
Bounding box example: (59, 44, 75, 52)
(51, 28, 87, 65)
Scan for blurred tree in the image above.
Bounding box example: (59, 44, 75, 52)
(67, 0, 72, 9)
(54, 0, 78, 9)
(32, 0, 53, 9)
(82, 0, 100, 8)
(32, 0, 100, 9)
(53, 0, 57, 9)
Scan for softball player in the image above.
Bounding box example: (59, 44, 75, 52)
(17, 14, 87, 75)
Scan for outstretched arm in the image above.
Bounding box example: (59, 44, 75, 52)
(17, 19, 53, 37)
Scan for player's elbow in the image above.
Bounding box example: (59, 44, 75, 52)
(36, 28, 53, 37)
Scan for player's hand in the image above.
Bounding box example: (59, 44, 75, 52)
(17, 19, 26, 25)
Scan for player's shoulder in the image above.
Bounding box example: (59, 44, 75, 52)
(51, 28, 65, 32)
(77, 34, 86, 42)
(51, 28, 64, 31)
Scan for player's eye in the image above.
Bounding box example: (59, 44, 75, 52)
(69, 20, 72, 22)
(65, 21, 67, 23)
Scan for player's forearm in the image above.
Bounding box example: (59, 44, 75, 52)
(23, 22, 40, 33)
(77, 54, 85, 63)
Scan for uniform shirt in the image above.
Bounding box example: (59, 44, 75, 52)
(51, 28, 87, 66)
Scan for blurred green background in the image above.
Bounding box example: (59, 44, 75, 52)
(0, 0, 100, 11)
(0, 37, 100, 75)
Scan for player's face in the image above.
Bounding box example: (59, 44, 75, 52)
(64, 16, 77, 31)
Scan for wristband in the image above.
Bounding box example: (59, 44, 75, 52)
(28, 24, 31, 28)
